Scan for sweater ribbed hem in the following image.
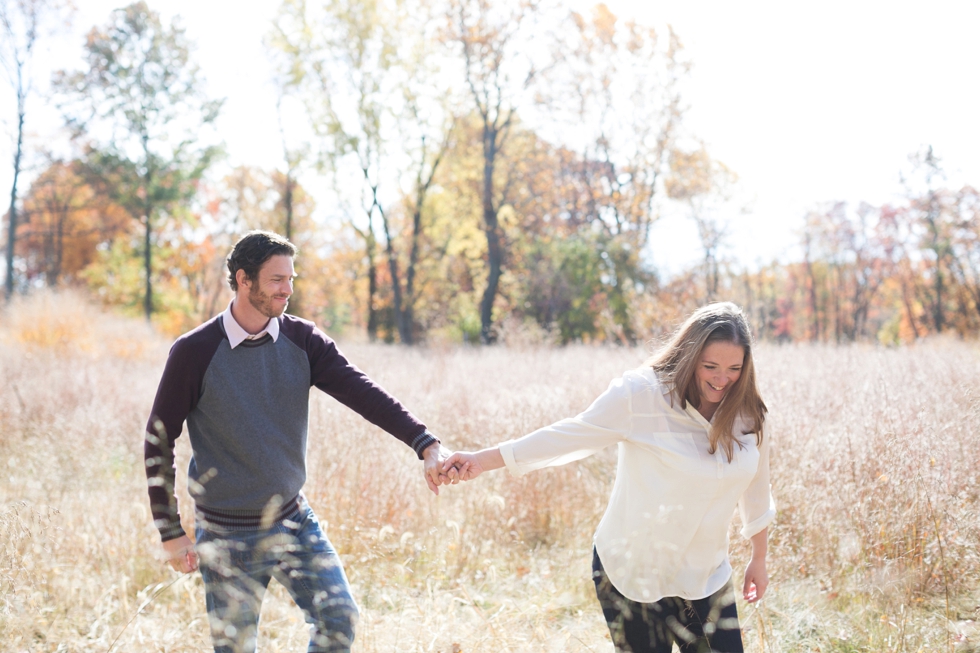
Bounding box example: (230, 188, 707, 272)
(195, 494, 302, 532)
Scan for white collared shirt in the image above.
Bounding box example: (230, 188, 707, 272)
(498, 367, 775, 603)
(221, 301, 280, 349)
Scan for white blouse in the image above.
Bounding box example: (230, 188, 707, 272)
(498, 368, 775, 603)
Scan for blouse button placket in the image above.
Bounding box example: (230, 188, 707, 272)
(715, 442, 724, 478)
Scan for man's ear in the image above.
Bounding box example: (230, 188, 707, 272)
(236, 268, 251, 289)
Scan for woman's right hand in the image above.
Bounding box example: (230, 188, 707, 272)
(443, 451, 485, 481)
(443, 447, 505, 481)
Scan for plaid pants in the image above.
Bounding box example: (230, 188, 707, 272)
(592, 549, 744, 653)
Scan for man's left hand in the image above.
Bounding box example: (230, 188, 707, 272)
(422, 443, 458, 495)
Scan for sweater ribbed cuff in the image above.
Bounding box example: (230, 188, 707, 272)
(411, 430, 439, 459)
(157, 519, 186, 543)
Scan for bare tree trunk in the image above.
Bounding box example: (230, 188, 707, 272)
(951, 257, 980, 324)
(932, 259, 945, 333)
(362, 227, 379, 342)
(277, 94, 296, 242)
(900, 268, 921, 339)
(402, 202, 421, 344)
(928, 214, 946, 334)
(608, 254, 636, 344)
(453, 0, 524, 345)
(380, 208, 409, 345)
(480, 215, 502, 344)
(2, 0, 44, 302)
(704, 250, 718, 302)
(401, 166, 433, 344)
(390, 128, 449, 346)
(143, 213, 152, 320)
(803, 231, 819, 341)
(382, 201, 420, 346)
(479, 124, 502, 344)
(280, 171, 303, 317)
(5, 78, 25, 302)
(53, 204, 65, 285)
(283, 173, 293, 241)
(923, 190, 947, 334)
(142, 136, 153, 321)
(833, 266, 844, 343)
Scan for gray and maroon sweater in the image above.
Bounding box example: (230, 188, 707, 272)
(144, 313, 436, 542)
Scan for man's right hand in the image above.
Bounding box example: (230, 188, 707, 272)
(162, 535, 199, 573)
(422, 442, 459, 495)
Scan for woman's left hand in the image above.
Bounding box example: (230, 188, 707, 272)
(742, 557, 768, 602)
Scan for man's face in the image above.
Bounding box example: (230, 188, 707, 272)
(245, 255, 295, 318)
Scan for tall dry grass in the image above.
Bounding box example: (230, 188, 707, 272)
(1, 290, 978, 652)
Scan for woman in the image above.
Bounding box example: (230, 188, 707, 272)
(443, 302, 774, 652)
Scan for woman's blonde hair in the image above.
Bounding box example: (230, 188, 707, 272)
(646, 302, 767, 461)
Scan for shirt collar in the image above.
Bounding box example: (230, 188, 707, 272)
(648, 368, 712, 427)
(685, 402, 712, 427)
(222, 300, 280, 349)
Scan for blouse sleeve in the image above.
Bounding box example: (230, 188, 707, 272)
(498, 375, 631, 477)
(738, 430, 776, 539)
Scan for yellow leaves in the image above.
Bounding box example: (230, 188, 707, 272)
(2, 291, 96, 353)
(14, 318, 92, 352)
(665, 146, 735, 201)
(497, 204, 518, 229)
(591, 4, 618, 46)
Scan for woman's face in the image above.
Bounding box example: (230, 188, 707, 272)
(696, 340, 745, 409)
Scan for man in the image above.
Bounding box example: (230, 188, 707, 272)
(145, 230, 453, 652)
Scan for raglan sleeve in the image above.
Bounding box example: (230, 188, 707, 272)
(306, 326, 437, 459)
(498, 375, 632, 477)
(738, 430, 776, 539)
(144, 338, 203, 542)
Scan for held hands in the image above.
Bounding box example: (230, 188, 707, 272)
(441, 447, 504, 483)
(422, 443, 461, 495)
(422, 444, 505, 493)
(441, 451, 487, 481)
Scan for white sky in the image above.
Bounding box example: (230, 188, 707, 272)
(2, 0, 979, 275)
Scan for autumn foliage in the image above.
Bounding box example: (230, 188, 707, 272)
(4, 4, 980, 345)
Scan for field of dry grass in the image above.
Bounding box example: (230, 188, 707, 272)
(1, 291, 979, 652)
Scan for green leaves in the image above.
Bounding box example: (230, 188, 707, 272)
(55, 2, 224, 319)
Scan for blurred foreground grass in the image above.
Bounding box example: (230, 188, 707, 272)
(1, 291, 979, 652)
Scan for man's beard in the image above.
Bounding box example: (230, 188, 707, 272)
(248, 285, 289, 318)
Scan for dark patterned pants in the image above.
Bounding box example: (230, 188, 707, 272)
(592, 549, 744, 653)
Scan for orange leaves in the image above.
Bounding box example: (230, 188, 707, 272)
(16, 160, 133, 286)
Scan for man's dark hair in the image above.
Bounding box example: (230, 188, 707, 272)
(226, 230, 298, 291)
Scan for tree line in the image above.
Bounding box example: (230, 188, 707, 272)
(3, 0, 979, 344)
